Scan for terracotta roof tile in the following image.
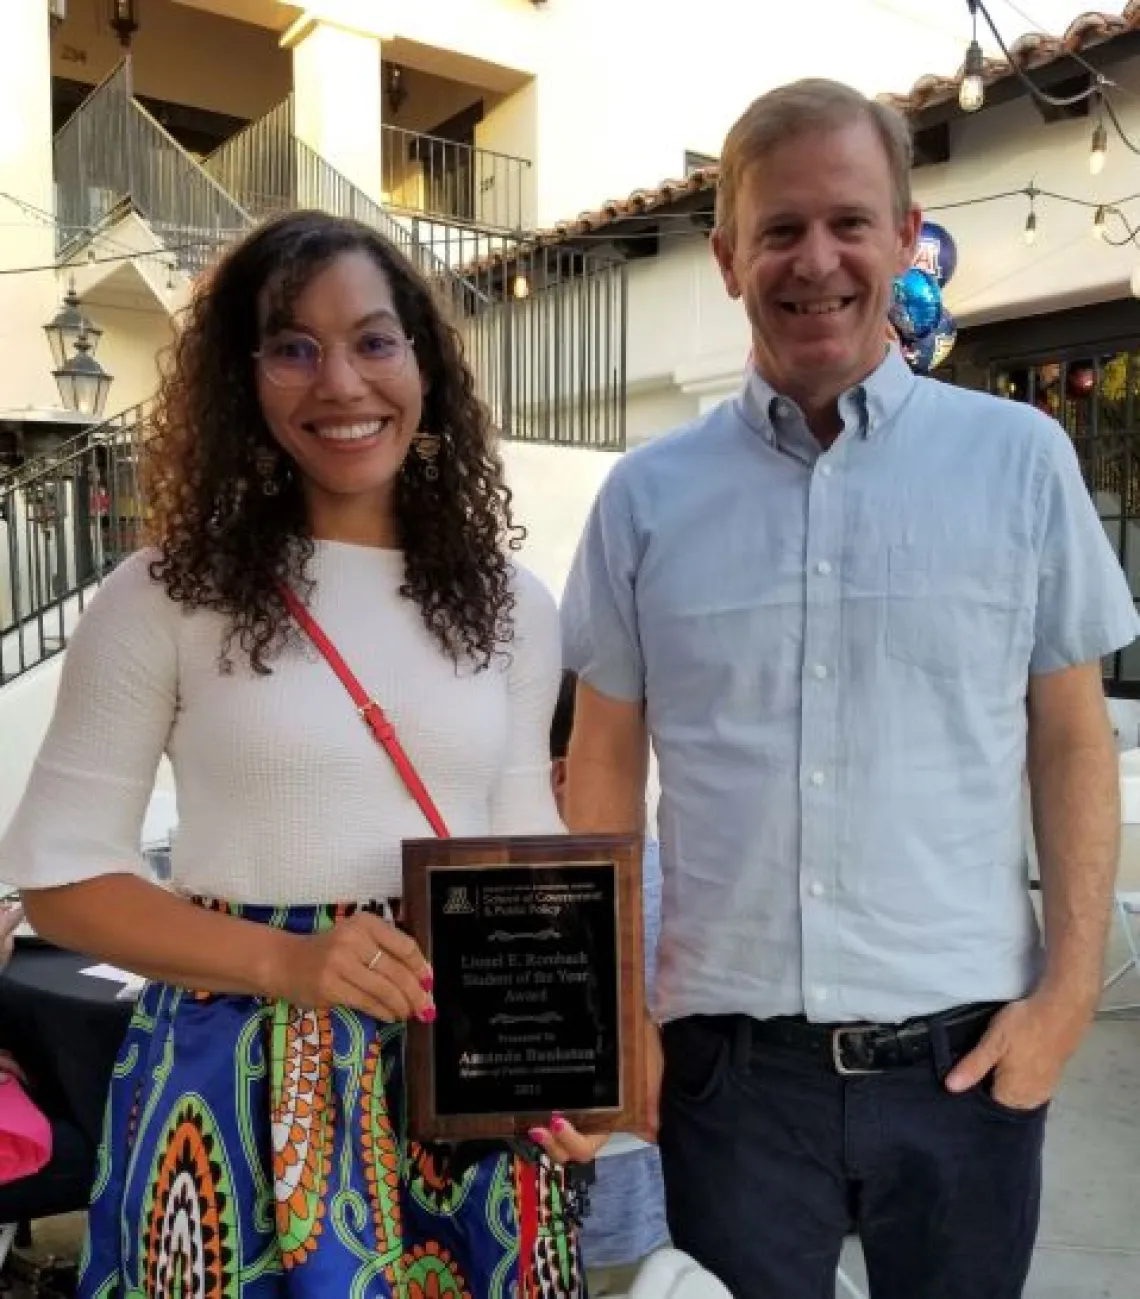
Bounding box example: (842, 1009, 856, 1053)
(465, 167, 719, 275)
(467, 7, 1139, 274)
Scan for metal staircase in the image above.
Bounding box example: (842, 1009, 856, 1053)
(53, 63, 249, 277)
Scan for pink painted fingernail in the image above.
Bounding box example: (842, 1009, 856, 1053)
(528, 1127, 548, 1144)
(417, 1006, 437, 1024)
(550, 1113, 567, 1134)
(420, 971, 434, 992)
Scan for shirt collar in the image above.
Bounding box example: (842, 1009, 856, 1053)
(736, 343, 915, 450)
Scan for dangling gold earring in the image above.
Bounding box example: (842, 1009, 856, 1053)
(411, 429, 442, 481)
(254, 445, 281, 497)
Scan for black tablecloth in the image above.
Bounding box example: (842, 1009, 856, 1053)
(0, 943, 134, 1146)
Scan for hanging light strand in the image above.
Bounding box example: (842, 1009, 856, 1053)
(966, 0, 1140, 161)
(1099, 95, 1140, 159)
(922, 182, 1140, 251)
(969, 0, 1102, 112)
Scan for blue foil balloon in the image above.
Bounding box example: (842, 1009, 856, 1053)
(889, 268, 942, 342)
(929, 310, 957, 369)
(913, 221, 958, 287)
(901, 309, 957, 375)
(901, 337, 933, 375)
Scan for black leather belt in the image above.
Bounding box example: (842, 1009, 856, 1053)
(739, 1002, 1003, 1076)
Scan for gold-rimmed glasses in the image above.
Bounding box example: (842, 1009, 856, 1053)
(254, 329, 414, 389)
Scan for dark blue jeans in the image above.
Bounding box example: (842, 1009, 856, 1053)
(658, 1013, 1047, 1299)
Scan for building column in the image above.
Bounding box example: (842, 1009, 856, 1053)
(0, 0, 61, 410)
(284, 16, 384, 205)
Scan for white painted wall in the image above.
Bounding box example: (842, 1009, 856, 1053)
(627, 385, 700, 448)
(0, 647, 177, 846)
(0, 658, 62, 840)
(499, 438, 663, 830)
(83, 303, 173, 412)
(0, 1, 62, 414)
(626, 239, 748, 389)
(475, 80, 538, 230)
(500, 440, 617, 599)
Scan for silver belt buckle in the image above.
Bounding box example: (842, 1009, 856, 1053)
(831, 1025, 884, 1076)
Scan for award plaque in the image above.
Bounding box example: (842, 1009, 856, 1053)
(401, 833, 647, 1142)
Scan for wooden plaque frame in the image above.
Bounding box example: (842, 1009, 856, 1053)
(401, 832, 647, 1143)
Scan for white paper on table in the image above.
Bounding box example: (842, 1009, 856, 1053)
(79, 964, 146, 996)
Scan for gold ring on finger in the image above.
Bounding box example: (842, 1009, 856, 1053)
(368, 949, 384, 972)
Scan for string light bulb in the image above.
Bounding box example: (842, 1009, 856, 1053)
(512, 274, 530, 300)
(1022, 185, 1040, 247)
(959, 1, 985, 113)
(1090, 117, 1108, 176)
(1092, 205, 1108, 239)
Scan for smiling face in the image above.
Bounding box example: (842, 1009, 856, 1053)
(255, 249, 424, 546)
(712, 117, 920, 425)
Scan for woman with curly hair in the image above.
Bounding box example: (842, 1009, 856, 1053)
(0, 211, 591, 1297)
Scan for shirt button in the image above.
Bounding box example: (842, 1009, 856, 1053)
(809, 770, 825, 786)
(774, 400, 791, 419)
(812, 986, 829, 1003)
(815, 560, 832, 576)
(809, 881, 825, 898)
(812, 664, 829, 680)
(819, 463, 833, 477)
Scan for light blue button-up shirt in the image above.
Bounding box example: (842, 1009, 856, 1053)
(562, 347, 1140, 1025)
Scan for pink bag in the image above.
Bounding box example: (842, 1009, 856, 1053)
(0, 1073, 52, 1184)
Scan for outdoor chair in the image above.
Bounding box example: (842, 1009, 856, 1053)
(623, 1246, 870, 1299)
(627, 1248, 734, 1299)
(1100, 891, 1140, 1014)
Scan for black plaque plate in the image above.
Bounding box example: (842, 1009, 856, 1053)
(402, 834, 646, 1141)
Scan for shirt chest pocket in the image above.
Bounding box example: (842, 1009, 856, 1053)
(885, 544, 1031, 681)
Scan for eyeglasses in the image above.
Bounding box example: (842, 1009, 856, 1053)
(254, 330, 414, 389)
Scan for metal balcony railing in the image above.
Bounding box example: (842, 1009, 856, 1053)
(381, 124, 531, 233)
(457, 244, 627, 450)
(0, 404, 147, 687)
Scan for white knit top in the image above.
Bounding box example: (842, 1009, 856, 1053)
(0, 543, 566, 905)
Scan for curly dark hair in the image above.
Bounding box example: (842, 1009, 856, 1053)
(145, 210, 523, 673)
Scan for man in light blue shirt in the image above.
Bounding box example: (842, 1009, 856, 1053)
(559, 78, 1138, 1299)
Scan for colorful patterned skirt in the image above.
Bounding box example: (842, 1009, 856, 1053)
(78, 901, 584, 1298)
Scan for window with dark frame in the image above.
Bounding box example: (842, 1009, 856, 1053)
(982, 350, 1140, 695)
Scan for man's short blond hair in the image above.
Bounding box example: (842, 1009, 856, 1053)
(715, 79, 914, 240)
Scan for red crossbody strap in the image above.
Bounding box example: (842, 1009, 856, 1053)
(279, 584, 451, 839)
